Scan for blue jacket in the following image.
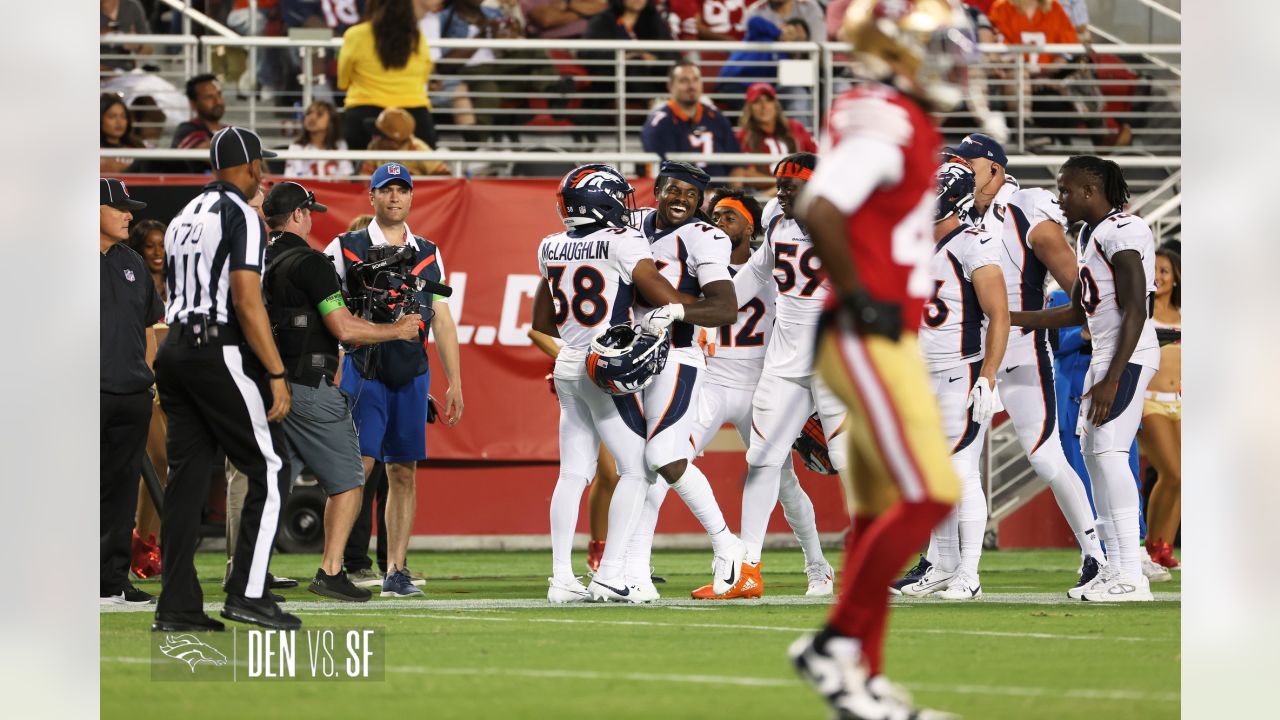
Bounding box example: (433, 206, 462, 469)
(719, 17, 783, 88)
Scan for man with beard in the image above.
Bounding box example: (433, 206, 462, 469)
(169, 74, 227, 174)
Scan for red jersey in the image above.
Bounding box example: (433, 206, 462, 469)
(816, 84, 941, 327)
(734, 119, 819, 156)
(667, 0, 747, 39)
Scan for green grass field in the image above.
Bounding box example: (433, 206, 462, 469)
(101, 548, 1180, 719)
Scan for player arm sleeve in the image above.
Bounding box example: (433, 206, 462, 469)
(963, 236, 1004, 279)
(800, 136, 904, 217)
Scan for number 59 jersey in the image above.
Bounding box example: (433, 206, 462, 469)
(537, 226, 651, 379)
(1076, 211, 1160, 370)
(919, 225, 1003, 373)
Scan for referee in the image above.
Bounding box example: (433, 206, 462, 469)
(100, 178, 162, 606)
(153, 126, 298, 632)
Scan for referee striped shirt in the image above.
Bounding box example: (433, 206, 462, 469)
(163, 181, 267, 327)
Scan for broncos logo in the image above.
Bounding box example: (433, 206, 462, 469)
(159, 634, 229, 673)
(569, 169, 622, 189)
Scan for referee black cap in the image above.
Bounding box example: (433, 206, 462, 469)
(100, 178, 146, 210)
(263, 181, 328, 216)
(209, 126, 278, 170)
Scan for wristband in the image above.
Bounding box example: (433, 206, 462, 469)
(268, 371, 287, 380)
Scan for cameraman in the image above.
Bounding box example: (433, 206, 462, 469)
(262, 181, 422, 602)
(324, 163, 463, 598)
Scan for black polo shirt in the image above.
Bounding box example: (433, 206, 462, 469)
(101, 242, 164, 394)
(265, 232, 347, 318)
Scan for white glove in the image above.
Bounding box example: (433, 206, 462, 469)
(641, 304, 684, 334)
(967, 377, 997, 425)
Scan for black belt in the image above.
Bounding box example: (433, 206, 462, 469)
(169, 319, 243, 347)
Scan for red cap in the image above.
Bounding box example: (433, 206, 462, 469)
(745, 83, 777, 104)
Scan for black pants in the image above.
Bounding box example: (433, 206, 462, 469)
(342, 105, 438, 152)
(344, 462, 388, 573)
(101, 389, 153, 595)
(154, 338, 291, 614)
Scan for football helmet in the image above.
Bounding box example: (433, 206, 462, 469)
(935, 161, 976, 223)
(557, 164, 637, 230)
(792, 414, 838, 475)
(585, 324, 669, 396)
(839, 0, 978, 110)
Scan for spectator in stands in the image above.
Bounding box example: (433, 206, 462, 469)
(338, 0, 438, 152)
(128, 96, 168, 148)
(523, 0, 607, 38)
(734, 83, 815, 184)
(417, 0, 481, 144)
(668, 0, 747, 40)
(1057, 0, 1090, 42)
(717, 15, 805, 111)
(126, 219, 168, 299)
(743, 0, 824, 42)
(168, 74, 227, 174)
(360, 107, 451, 176)
(226, 0, 293, 99)
(641, 59, 743, 182)
(101, 94, 144, 175)
(286, 100, 357, 178)
(100, 0, 152, 71)
(1139, 246, 1181, 569)
(987, 0, 1078, 68)
(582, 0, 676, 125)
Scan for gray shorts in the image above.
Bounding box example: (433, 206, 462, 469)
(282, 380, 364, 496)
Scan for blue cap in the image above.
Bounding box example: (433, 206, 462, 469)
(948, 133, 1007, 167)
(370, 162, 414, 190)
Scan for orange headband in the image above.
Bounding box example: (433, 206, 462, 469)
(714, 197, 752, 223)
(773, 161, 813, 181)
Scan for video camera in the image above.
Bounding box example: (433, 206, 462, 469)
(346, 245, 445, 325)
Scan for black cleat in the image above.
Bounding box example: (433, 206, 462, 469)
(101, 585, 156, 605)
(152, 612, 226, 632)
(221, 594, 302, 630)
(268, 573, 298, 590)
(1068, 556, 1103, 599)
(889, 555, 931, 596)
(309, 568, 373, 602)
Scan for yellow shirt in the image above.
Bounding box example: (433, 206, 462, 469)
(337, 22, 432, 110)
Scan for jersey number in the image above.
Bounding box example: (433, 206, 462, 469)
(922, 280, 949, 328)
(892, 191, 936, 299)
(1079, 266, 1101, 315)
(546, 265, 608, 327)
(774, 243, 822, 296)
(717, 298, 767, 348)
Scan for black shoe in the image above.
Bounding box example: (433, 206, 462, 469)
(1068, 555, 1104, 599)
(221, 594, 302, 630)
(309, 569, 373, 602)
(268, 573, 298, 590)
(152, 612, 226, 632)
(889, 555, 932, 595)
(101, 585, 156, 605)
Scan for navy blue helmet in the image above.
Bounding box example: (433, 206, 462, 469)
(557, 164, 637, 230)
(935, 162, 976, 223)
(585, 324, 669, 396)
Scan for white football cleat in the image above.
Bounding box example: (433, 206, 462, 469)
(900, 565, 957, 598)
(936, 573, 982, 601)
(1068, 559, 1117, 600)
(587, 575, 642, 603)
(711, 536, 747, 596)
(1081, 572, 1154, 602)
(1141, 553, 1172, 583)
(804, 560, 835, 597)
(547, 577, 591, 604)
(788, 634, 873, 716)
(867, 675, 960, 720)
(628, 578, 661, 604)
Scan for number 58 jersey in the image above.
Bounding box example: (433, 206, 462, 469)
(537, 226, 651, 379)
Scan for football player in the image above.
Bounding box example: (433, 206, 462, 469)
(1012, 156, 1160, 602)
(532, 164, 736, 603)
(944, 132, 1108, 591)
(687, 185, 835, 599)
(581, 162, 747, 604)
(788, 1, 972, 717)
(900, 163, 1008, 601)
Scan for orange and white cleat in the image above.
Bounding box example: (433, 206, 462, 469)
(691, 562, 763, 600)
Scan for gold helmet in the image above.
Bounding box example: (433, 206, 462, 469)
(840, 0, 977, 110)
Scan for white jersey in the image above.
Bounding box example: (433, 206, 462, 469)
(972, 175, 1020, 233)
(702, 262, 776, 390)
(1077, 211, 1160, 370)
(919, 224, 1003, 373)
(537, 225, 651, 379)
(996, 187, 1068, 365)
(733, 198, 831, 378)
(633, 208, 733, 365)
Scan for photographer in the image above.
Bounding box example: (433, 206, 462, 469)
(262, 182, 423, 602)
(324, 163, 463, 598)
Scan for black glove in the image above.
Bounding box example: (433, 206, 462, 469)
(840, 291, 902, 341)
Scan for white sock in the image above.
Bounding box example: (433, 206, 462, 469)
(933, 513, 960, 573)
(1084, 454, 1115, 563)
(550, 474, 589, 582)
(957, 472, 988, 579)
(624, 479, 667, 583)
(778, 460, 826, 567)
(670, 463, 735, 555)
(1094, 451, 1142, 579)
(596, 473, 646, 580)
(1035, 453, 1105, 561)
(741, 463, 782, 564)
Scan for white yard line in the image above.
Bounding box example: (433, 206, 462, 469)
(98, 656, 1178, 702)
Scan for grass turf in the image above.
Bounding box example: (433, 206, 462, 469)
(102, 548, 1179, 719)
